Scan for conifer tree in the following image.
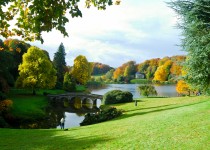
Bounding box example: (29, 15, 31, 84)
(53, 43, 66, 89)
(169, 0, 210, 91)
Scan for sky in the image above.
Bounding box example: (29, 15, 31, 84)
(15, 0, 187, 68)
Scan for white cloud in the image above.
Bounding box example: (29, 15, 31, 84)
(2, 0, 186, 68)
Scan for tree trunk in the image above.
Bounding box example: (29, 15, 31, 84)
(32, 89, 36, 95)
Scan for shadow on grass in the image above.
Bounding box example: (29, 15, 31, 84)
(0, 129, 112, 150)
(125, 104, 177, 113)
(116, 100, 209, 120)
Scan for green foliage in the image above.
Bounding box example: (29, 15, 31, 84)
(0, 45, 15, 87)
(4, 39, 30, 81)
(92, 62, 113, 75)
(53, 43, 66, 89)
(169, 0, 210, 91)
(0, 0, 119, 42)
(80, 107, 122, 126)
(105, 69, 115, 80)
(138, 85, 157, 97)
(63, 72, 76, 92)
(15, 46, 57, 94)
(103, 90, 133, 104)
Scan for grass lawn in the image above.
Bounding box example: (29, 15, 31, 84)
(0, 96, 210, 150)
(8, 89, 66, 118)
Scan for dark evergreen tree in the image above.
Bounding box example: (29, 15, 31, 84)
(53, 43, 67, 89)
(169, 0, 210, 91)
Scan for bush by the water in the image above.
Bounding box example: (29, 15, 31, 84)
(138, 85, 157, 97)
(103, 90, 133, 104)
(80, 107, 122, 126)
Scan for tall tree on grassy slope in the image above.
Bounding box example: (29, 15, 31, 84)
(169, 0, 210, 91)
(16, 46, 57, 95)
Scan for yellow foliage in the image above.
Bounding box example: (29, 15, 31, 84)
(176, 80, 190, 94)
(72, 55, 92, 85)
(153, 66, 168, 81)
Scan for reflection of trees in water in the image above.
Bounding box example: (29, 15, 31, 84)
(12, 96, 100, 129)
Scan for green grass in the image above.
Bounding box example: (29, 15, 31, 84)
(7, 89, 65, 118)
(1, 96, 210, 150)
(10, 95, 48, 119)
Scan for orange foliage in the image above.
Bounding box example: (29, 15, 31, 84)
(0, 100, 13, 112)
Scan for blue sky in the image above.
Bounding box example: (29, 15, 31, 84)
(25, 0, 186, 67)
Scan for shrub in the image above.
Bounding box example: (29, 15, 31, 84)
(63, 72, 76, 92)
(0, 99, 13, 113)
(103, 90, 133, 105)
(80, 107, 122, 126)
(138, 85, 157, 97)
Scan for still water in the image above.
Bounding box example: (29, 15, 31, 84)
(57, 84, 177, 129)
(90, 84, 177, 98)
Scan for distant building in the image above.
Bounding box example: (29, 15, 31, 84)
(135, 72, 145, 79)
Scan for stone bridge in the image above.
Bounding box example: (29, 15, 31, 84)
(47, 93, 103, 112)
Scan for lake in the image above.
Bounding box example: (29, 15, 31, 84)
(90, 84, 177, 98)
(57, 84, 177, 129)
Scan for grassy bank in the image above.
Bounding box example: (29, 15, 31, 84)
(8, 89, 66, 118)
(1, 96, 210, 150)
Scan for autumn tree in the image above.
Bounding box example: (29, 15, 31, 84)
(92, 62, 113, 75)
(137, 58, 160, 80)
(113, 61, 136, 81)
(71, 55, 93, 85)
(169, 0, 210, 91)
(1, 0, 120, 43)
(53, 43, 66, 89)
(153, 59, 172, 82)
(16, 46, 57, 95)
(176, 80, 190, 96)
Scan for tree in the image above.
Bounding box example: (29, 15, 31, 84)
(3, 39, 30, 81)
(105, 69, 115, 80)
(63, 72, 76, 92)
(53, 43, 66, 89)
(16, 46, 57, 95)
(71, 55, 93, 85)
(169, 0, 210, 91)
(138, 85, 157, 97)
(176, 80, 190, 96)
(0, 40, 15, 88)
(1, 0, 120, 43)
(91, 62, 113, 75)
(153, 66, 168, 82)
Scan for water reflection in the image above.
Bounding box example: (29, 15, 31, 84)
(50, 97, 101, 129)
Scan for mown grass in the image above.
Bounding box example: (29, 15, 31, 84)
(8, 89, 65, 118)
(1, 96, 210, 150)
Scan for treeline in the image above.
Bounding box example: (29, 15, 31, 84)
(0, 38, 94, 98)
(91, 62, 113, 75)
(92, 56, 186, 84)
